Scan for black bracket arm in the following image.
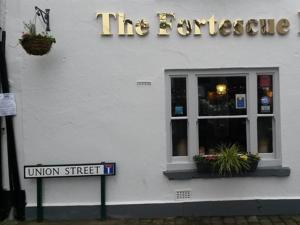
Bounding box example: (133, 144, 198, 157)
(35, 6, 50, 32)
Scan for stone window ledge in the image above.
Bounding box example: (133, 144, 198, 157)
(163, 167, 290, 180)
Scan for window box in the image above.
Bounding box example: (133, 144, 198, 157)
(193, 151, 260, 176)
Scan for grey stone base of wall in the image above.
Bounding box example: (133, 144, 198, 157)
(26, 199, 300, 220)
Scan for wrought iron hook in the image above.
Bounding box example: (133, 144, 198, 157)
(35, 6, 50, 32)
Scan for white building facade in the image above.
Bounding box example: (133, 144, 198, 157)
(2, 0, 300, 219)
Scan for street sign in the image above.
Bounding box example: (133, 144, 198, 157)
(24, 162, 116, 178)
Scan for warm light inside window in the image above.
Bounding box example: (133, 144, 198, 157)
(266, 90, 273, 98)
(216, 84, 227, 95)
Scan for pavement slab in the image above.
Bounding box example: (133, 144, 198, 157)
(282, 220, 297, 225)
(247, 216, 258, 223)
(260, 222, 273, 225)
(223, 217, 235, 224)
(3, 215, 300, 225)
(292, 216, 300, 222)
(269, 216, 283, 223)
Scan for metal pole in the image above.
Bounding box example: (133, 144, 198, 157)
(0, 117, 2, 192)
(0, 30, 25, 221)
(100, 176, 106, 220)
(36, 178, 43, 222)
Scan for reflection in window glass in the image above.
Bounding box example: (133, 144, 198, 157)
(171, 78, 187, 117)
(258, 117, 273, 153)
(198, 118, 247, 155)
(257, 75, 273, 114)
(172, 120, 188, 156)
(198, 77, 246, 116)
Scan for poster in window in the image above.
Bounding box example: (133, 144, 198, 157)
(235, 94, 246, 109)
(260, 96, 270, 113)
(259, 75, 271, 87)
(175, 106, 184, 115)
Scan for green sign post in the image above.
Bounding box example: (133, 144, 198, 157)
(24, 162, 116, 222)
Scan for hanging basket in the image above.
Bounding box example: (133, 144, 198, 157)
(20, 35, 55, 56)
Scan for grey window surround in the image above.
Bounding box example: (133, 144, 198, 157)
(163, 166, 290, 180)
(165, 68, 281, 171)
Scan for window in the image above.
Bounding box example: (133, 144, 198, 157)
(166, 68, 281, 170)
(171, 78, 188, 156)
(198, 76, 247, 154)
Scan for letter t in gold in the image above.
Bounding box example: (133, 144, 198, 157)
(96, 12, 117, 36)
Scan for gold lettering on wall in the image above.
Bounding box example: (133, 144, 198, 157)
(246, 19, 259, 36)
(208, 16, 217, 36)
(117, 13, 134, 36)
(276, 19, 290, 35)
(233, 20, 244, 36)
(219, 19, 232, 36)
(96, 12, 293, 37)
(96, 12, 116, 36)
(124, 19, 134, 36)
(117, 13, 126, 35)
(260, 19, 275, 35)
(157, 13, 175, 36)
(177, 19, 192, 36)
(135, 19, 150, 36)
(194, 19, 206, 36)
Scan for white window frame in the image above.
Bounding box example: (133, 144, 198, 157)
(165, 68, 281, 171)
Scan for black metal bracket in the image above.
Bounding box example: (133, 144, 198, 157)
(35, 6, 50, 32)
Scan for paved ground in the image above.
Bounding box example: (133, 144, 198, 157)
(2, 216, 300, 225)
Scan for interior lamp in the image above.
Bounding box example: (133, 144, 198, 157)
(216, 84, 227, 95)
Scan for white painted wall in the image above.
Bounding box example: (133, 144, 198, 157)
(3, 0, 300, 207)
(0, 0, 5, 29)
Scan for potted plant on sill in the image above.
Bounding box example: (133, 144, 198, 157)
(213, 144, 250, 176)
(19, 21, 56, 56)
(246, 153, 260, 172)
(193, 155, 217, 173)
(193, 144, 261, 176)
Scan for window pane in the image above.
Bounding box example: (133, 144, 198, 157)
(171, 78, 187, 117)
(198, 118, 247, 155)
(198, 77, 246, 116)
(257, 75, 273, 114)
(172, 120, 188, 156)
(258, 117, 273, 153)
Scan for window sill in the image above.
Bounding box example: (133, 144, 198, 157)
(163, 167, 290, 180)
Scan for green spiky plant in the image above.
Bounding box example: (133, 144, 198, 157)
(214, 144, 250, 176)
(23, 21, 36, 35)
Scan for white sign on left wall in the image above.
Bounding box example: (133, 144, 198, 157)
(0, 93, 16, 116)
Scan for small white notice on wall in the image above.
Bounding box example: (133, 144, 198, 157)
(0, 93, 16, 116)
